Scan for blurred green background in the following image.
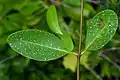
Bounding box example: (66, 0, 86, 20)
(0, 0, 120, 80)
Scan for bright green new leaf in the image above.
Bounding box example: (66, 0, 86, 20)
(61, 32, 74, 51)
(80, 51, 90, 68)
(7, 29, 71, 61)
(85, 10, 118, 52)
(63, 52, 90, 72)
(46, 5, 63, 35)
(63, 54, 77, 72)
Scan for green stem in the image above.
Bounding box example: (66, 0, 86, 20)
(77, 0, 84, 80)
(77, 55, 80, 80)
(0, 55, 17, 64)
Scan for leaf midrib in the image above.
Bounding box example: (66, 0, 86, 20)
(85, 22, 108, 51)
(18, 39, 70, 53)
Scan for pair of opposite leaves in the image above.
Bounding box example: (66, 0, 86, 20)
(7, 5, 118, 61)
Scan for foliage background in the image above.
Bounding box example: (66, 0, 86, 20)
(0, 0, 120, 80)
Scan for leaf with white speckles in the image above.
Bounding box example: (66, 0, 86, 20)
(7, 29, 71, 61)
(46, 5, 63, 35)
(84, 10, 118, 53)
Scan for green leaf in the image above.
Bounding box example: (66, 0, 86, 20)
(63, 4, 80, 21)
(7, 29, 71, 61)
(0, 35, 8, 45)
(27, 15, 43, 26)
(7, 13, 27, 25)
(63, 0, 80, 6)
(0, 25, 6, 37)
(0, 75, 9, 80)
(101, 62, 111, 77)
(111, 0, 117, 4)
(46, 5, 63, 35)
(61, 32, 74, 51)
(20, 2, 41, 16)
(80, 51, 90, 68)
(85, 10, 118, 52)
(12, 57, 30, 72)
(3, 19, 20, 32)
(0, 4, 3, 13)
(63, 54, 77, 72)
(63, 52, 90, 72)
(63, 4, 91, 21)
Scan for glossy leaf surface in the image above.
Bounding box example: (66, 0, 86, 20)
(46, 5, 63, 35)
(85, 10, 118, 51)
(7, 29, 70, 61)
